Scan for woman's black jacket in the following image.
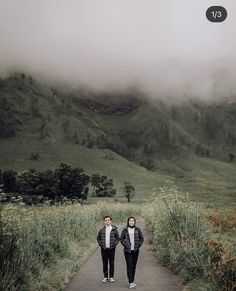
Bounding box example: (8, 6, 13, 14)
(120, 226, 144, 253)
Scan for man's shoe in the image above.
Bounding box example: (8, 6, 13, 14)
(129, 282, 135, 289)
(102, 278, 108, 283)
(133, 282, 137, 287)
(110, 278, 115, 283)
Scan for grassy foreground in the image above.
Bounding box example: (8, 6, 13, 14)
(0, 201, 141, 291)
(1, 188, 235, 291)
(143, 186, 236, 291)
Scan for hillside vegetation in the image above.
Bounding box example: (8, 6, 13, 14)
(0, 73, 235, 206)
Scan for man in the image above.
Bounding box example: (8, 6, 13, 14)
(97, 215, 119, 283)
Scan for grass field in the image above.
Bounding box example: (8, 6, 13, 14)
(2, 194, 235, 290)
(1, 136, 235, 207)
(1, 201, 141, 291)
(0, 138, 168, 202)
(143, 190, 236, 291)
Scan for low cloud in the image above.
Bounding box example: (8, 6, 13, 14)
(0, 0, 236, 101)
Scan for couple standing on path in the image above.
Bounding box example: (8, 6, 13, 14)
(97, 216, 144, 289)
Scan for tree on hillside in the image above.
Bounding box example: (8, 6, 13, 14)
(87, 141, 94, 148)
(91, 174, 101, 196)
(104, 153, 114, 160)
(34, 170, 56, 199)
(21, 73, 26, 81)
(51, 87, 57, 97)
(143, 138, 156, 155)
(30, 98, 40, 117)
(203, 113, 223, 139)
(195, 144, 210, 157)
(94, 175, 116, 197)
(0, 109, 21, 138)
(226, 132, 236, 147)
(72, 131, 80, 144)
(2, 170, 18, 193)
(0, 78, 3, 89)
(123, 181, 135, 202)
(62, 119, 70, 132)
(54, 163, 90, 200)
(171, 106, 178, 120)
(4, 164, 90, 201)
(229, 153, 234, 162)
(18, 169, 57, 199)
(140, 159, 156, 171)
(17, 168, 41, 196)
(30, 152, 40, 161)
(29, 76, 33, 85)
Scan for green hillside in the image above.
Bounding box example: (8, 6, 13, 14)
(0, 73, 235, 206)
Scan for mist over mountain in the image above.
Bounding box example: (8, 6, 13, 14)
(0, 73, 235, 205)
(1, 73, 235, 159)
(0, 1, 236, 203)
(0, 0, 236, 101)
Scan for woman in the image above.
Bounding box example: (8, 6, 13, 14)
(120, 216, 144, 289)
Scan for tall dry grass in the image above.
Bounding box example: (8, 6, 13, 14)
(143, 186, 236, 290)
(1, 201, 140, 291)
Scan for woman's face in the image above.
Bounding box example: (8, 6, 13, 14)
(128, 218, 135, 227)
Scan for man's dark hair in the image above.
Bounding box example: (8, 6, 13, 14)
(104, 215, 112, 221)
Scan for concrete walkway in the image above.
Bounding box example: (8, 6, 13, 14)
(65, 223, 183, 291)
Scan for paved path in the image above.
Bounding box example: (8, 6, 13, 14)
(65, 223, 183, 291)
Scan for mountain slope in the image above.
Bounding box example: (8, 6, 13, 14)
(0, 73, 235, 206)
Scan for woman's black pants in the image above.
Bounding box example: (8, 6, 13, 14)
(101, 248, 115, 278)
(124, 250, 139, 283)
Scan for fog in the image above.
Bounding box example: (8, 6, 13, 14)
(0, 0, 236, 101)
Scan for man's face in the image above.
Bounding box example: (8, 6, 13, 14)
(104, 217, 112, 226)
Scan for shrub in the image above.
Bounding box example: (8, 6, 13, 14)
(92, 174, 116, 198)
(123, 181, 135, 202)
(2, 170, 18, 193)
(30, 152, 40, 161)
(144, 187, 236, 290)
(208, 240, 236, 291)
(207, 209, 236, 231)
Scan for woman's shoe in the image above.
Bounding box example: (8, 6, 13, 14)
(102, 278, 108, 283)
(129, 282, 136, 288)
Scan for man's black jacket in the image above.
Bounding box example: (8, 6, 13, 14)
(97, 225, 119, 249)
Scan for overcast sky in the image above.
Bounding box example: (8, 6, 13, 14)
(0, 0, 236, 100)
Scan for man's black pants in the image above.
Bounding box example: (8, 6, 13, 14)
(101, 248, 116, 278)
(124, 250, 139, 283)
